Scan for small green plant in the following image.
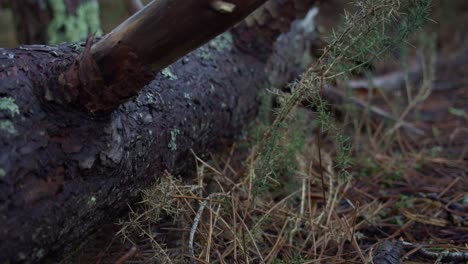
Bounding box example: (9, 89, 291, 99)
(253, 110, 307, 197)
(257, 0, 432, 182)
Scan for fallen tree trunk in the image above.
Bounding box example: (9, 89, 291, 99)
(0, 38, 263, 263)
(0, 0, 317, 262)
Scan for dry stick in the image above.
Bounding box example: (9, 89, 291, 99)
(387, 177, 462, 242)
(321, 85, 426, 136)
(171, 194, 223, 203)
(237, 211, 265, 263)
(92, 0, 266, 74)
(138, 226, 173, 263)
(189, 193, 227, 263)
(207, 203, 224, 262)
(205, 201, 215, 263)
(241, 227, 249, 263)
(348, 47, 468, 92)
(222, 144, 237, 177)
(215, 250, 226, 264)
(402, 241, 468, 263)
(84, 0, 268, 113)
(231, 194, 238, 263)
(114, 246, 138, 264)
(207, 210, 241, 257)
(342, 210, 367, 263)
(251, 190, 301, 231)
(264, 219, 289, 262)
(172, 185, 211, 248)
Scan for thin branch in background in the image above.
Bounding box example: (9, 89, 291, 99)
(348, 45, 468, 92)
(402, 241, 468, 263)
(321, 85, 426, 136)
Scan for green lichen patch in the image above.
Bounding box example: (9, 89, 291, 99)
(162, 67, 178, 80)
(195, 46, 213, 60)
(209, 83, 216, 94)
(194, 32, 232, 60)
(47, 0, 102, 44)
(209, 32, 233, 52)
(0, 168, 5, 178)
(35, 249, 45, 259)
(87, 196, 97, 207)
(0, 120, 17, 134)
(168, 128, 180, 151)
(0, 97, 19, 116)
(71, 43, 84, 52)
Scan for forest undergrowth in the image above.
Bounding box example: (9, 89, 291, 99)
(75, 0, 467, 263)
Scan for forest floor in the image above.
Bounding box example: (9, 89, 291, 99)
(2, 1, 465, 263)
(70, 1, 467, 263)
(73, 81, 467, 264)
(74, 70, 467, 264)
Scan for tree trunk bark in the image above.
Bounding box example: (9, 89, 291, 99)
(0, 0, 317, 263)
(0, 35, 261, 263)
(8, 0, 101, 44)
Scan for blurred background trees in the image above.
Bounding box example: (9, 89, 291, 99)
(0, 0, 153, 46)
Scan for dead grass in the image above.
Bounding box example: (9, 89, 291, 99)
(82, 93, 466, 263)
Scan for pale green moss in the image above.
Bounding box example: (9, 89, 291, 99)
(195, 33, 233, 60)
(168, 128, 180, 151)
(195, 46, 212, 60)
(36, 249, 45, 259)
(0, 97, 19, 116)
(88, 196, 97, 206)
(162, 67, 178, 80)
(71, 43, 83, 52)
(47, 0, 102, 44)
(209, 32, 233, 52)
(209, 84, 216, 94)
(0, 97, 18, 135)
(0, 168, 5, 178)
(0, 120, 16, 134)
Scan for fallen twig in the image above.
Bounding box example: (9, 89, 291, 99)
(347, 46, 468, 92)
(115, 246, 138, 264)
(189, 193, 227, 263)
(321, 85, 426, 136)
(402, 241, 468, 263)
